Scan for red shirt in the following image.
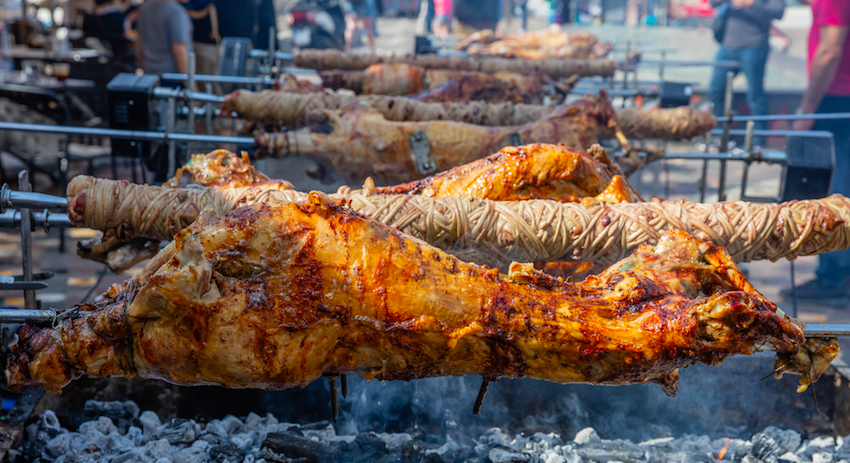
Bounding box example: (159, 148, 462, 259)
(808, 0, 850, 96)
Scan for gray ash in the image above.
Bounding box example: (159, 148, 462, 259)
(8, 355, 847, 463)
(13, 402, 850, 463)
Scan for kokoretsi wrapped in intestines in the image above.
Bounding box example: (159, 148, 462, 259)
(7, 193, 838, 396)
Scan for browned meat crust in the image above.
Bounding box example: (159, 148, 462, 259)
(7, 196, 833, 396)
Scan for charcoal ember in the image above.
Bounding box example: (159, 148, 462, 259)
(301, 422, 335, 441)
(338, 432, 391, 462)
(44, 433, 72, 459)
(262, 430, 332, 462)
(173, 440, 212, 463)
(84, 400, 141, 421)
(778, 452, 801, 463)
(136, 438, 173, 461)
(476, 427, 513, 454)
(127, 426, 145, 446)
(798, 436, 837, 461)
(153, 418, 199, 444)
(374, 432, 413, 449)
(208, 442, 246, 463)
(423, 435, 468, 459)
(573, 441, 645, 463)
(140, 410, 163, 437)
(761, 427, 802, 455)
(811, 453, 833, 463)
(24, 410, 63, 460)
(573, 428, 601, 444)
(751, 433, 781, 463)
(220, 415, 245, 435)
(204, 419, 231, 439)
(244, 412, 265, 432)
(230, 431, 258, 450)
(488, 447, 531, 462)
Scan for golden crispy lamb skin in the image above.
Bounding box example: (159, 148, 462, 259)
(7, 195, 835, 396)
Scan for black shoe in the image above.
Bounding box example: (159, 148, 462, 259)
(779, 277, 850, 303)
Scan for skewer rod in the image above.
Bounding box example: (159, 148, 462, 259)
(1, 186, 68, 212)
(0, 309, 56, 323)
(802, 324, 850, 337)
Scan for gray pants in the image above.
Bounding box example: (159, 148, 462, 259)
(814, 95, 850, 282)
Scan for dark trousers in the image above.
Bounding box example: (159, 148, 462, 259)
(814, 96, 850, 281)
(708, 45, 770, 143)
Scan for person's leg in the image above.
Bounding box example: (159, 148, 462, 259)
(426, 0, 435, 32)
(738, 45, 770, 144)
(362, 17, 376, 52)
(344, 14, 357, 51)
(707, 46, 739, 117)
(815, 96, 850, 281)
(520, 2, 528, 31)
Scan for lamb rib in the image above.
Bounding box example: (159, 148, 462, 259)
(292, 49, 617, 78)
(222, 89, 716, 139)
(7, 194, 837, 396)
(318, 63, 571, 104)
(454, 30, 614, 60)
(67, 175, 850, 269)
(253, 93, 619, 184)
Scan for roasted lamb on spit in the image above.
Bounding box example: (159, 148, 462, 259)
(292, 49, 617, 78)
(72, 145, 636, 274)
(7, 193, 838, 396)
(318, 63, 576, 104)
(454, 30, 614, 60)
(253, 93, 624, 184)
(222, 89, 717, 140)
(68, 164, 850, 270)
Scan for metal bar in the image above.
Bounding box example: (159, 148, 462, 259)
(19, 172, 35, 310)
(718, 72, 734, 202)
(803, 324, 850, 337)
(709, 128, 835, 138)
(0, 122, 255, 145)
(473, 377, 490, 415)
(622, 40, 630, 90)
(0, 209, 73, 230)
(167, 96, 177, 177)
(717, 112, 850, 123)
(1, 185, 68, 212)
(638, 59, 741, 68)
(187, 52, 197, 156)
(0, 309, 57, 323)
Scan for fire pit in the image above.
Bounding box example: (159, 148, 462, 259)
(3, 351, 850, 463)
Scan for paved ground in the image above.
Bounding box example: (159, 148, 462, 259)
(3, 10, 849, 331)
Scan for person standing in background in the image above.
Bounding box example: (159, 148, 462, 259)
(80, 0, 133, 62)
(453, 0, 500, 34)
(256, 0, 277, 50)
(417, 0, 436, 34)
(214, 0, 259, 46)
(781, 0, 850, 300)
(182, 0, 219, 80)
(135, 0, 193, 84)
(707, 0, 784, 146)
(433, 0, 452, 37)
(512, 0, 527, 32)
(344, 0, 377, 53)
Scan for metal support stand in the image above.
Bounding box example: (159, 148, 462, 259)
(167, 96, 178, 177)
(718, 71, 735, 202)
(19, 171, 35, 310)
(187, 52, 197, 156)
(622, 40, 631, 92)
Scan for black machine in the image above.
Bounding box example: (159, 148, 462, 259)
(106, 73, 160, 160)
(781, 135, 835, 202)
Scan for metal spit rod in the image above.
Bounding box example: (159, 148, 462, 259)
(0, 184, 68, 213)
(0, 308, 847, 338)
(0, 122, 255, 145)
(0, 209, 73, 230)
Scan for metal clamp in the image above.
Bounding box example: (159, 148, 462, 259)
(409, 130, 437, 175)
(0, 184, 68, 213)
(509, 133, 523, 147)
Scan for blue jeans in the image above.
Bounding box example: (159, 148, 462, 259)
(708, 45, 770, 143)
(814, 96, 850, 283)
(513, 1, 527, 30)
